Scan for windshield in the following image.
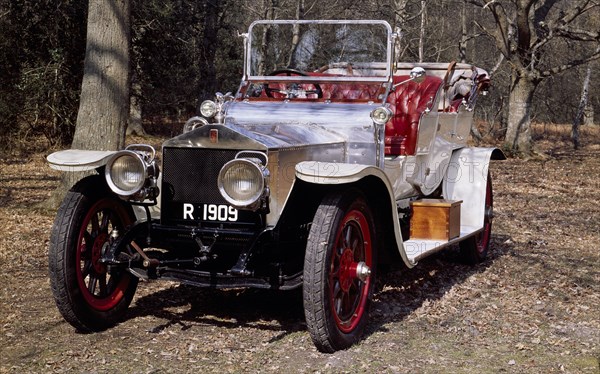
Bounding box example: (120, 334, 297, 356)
(246, 20, 393, 82)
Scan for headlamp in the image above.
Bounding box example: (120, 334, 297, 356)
(218, 158, 268, 210)
(370, 106, 393, 125)
(105, 146, 158, 200)
(200, 100, 217, 118)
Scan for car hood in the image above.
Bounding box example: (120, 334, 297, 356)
(164, 101, 377, 152)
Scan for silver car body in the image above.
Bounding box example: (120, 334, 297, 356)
(48, 20, 502, 268)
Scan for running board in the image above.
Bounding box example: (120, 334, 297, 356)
(403, 225, 482, 265)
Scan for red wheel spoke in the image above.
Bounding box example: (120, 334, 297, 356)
(82, 231, 93, 246)
(98, 274, 108, 296)
(81, 261, 93, 278)
(79, 241, 91, 257)
(332, 283, 343, 312)
(100, 210, 110, 233)
(343, 225, 352, 248)
(349, 282, 360, 306)
(331, 251, 340, 276)
(90, 213, 100, 235)
(333, 246, 342, 261)
(87, 275, 98, 294)
(336, 236, 345, 255)
(351, 237, 360, 254)
(341, 291, 352, 319)
(334, 295, 342, 315)
(339, 292, 351, 318)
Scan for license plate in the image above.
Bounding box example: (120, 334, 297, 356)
(182, 203, 239, 222)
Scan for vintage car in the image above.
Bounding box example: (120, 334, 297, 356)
(47, 19, 504, 352)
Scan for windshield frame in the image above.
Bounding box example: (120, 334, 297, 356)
(244, 19, 394, 84)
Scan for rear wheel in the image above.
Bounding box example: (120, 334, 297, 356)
(303, 190, 376, 352)
(49, 176, 138, 331)
(459, 173, 493, 264)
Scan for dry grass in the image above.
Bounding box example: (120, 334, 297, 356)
(0, 126, 599, 373)
(531, 122, 599, 140)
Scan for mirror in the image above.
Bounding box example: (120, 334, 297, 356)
(410, 67, 426, 83)
(393, 66, 427, 89)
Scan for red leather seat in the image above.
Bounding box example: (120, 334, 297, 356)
(327, 83, 381, 100)
(385, 75, 442, 155)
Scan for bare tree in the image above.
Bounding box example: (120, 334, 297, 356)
(286, 0, 306, 67)
(393, 0, 434, 62)
(466, 0, 600, 155)
(459, 0, 468, 63)
(572, 65, 591, 149)
(418, 0, 427, 62)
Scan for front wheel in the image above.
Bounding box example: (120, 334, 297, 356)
(49, 176, 138, 331)
(303, 190, 376, 352)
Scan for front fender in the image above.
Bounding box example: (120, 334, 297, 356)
(294, 161, 414, 268)
(47, 149, 117, 171)
(295, 161, 389, 185)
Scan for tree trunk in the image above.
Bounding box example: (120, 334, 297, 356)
(393, 0, 410, 62)
(418, 0, 426, 63)
(584, 104, 594, 126)
(459, 1, 467, 63)
(504, 75, 537, 155)
(72, 0, 131, 151)
(572, 66, 591, 149)
(286, 0, 305, 67)
(47, 0, 131, 208)
(198, 1, 220, 101)
(127, 73, 146, 136)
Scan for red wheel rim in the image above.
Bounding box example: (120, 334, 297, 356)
(329, 209, 372, 333)
(75, 198, 132, 311)
(477, 177, 493, 253)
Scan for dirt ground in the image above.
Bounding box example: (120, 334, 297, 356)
(0, 127, 598, 373)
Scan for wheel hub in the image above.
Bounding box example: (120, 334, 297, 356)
(338, 249, 354, 291)
(338, 249, 371, 292)
(355, 261, 371, 282)
(91, 233, 109, 274)
(484, 206, 494, 220)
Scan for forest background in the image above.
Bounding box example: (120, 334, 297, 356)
(0, 0, 598, 157)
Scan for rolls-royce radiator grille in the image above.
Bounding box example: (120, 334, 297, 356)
(161, 147, 254, 226)
(162, 147, 237, 204)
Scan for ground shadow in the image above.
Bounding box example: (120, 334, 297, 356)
(124, 234, 515, 345)
(126, 282, 306, 343)
(368, 234, 514, 335)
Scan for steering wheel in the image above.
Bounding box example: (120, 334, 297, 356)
(263, 69, 323, 98)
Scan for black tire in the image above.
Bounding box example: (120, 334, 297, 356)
(303, 190, 376, 352)
(459, 172, 493, 264)
(49, 175, 138, 331)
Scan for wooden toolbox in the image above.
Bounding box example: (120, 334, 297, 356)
(410, 199, 462, 240)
